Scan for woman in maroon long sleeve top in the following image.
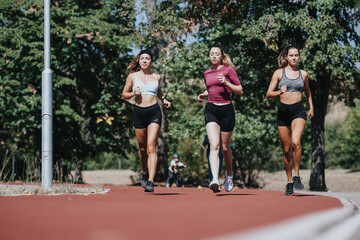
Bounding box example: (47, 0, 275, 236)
(198, 46, 243, 193)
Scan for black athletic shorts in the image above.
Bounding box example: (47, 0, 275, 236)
(133, 103, 162, 129)
(277, 101, 306, 127)
(204, 102, 235, 132)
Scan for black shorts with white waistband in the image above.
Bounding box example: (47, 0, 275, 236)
(133, 103, 162, 129)
(204, 102, 235, 132)
(277, 101, 306, 127)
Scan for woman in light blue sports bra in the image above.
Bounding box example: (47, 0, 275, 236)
(122, 50, 172, 193)
(266, 44, 314, 196)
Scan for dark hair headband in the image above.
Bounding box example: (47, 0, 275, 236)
(285, 44, 300, 54)
(138, 49, 153, 61)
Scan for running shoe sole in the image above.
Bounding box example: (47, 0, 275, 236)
(293, 176, 304, 190)
(144, 181, 154, 192)
(141, 173, 148, 189)
(285, 183, 294, 196)
(224, 171, 234, 192)
(210, 183, 221, 193)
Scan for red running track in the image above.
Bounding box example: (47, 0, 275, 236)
(0, 186, 341, 240)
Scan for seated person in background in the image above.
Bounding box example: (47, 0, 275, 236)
(166, 153, 187, 187)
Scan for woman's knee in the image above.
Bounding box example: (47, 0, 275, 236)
(139, 146, 147, 154)
(292, 141, 301, 150)
(147, 145, 157, 155)
(222, 144, 231, 153)
(210, 143, 220, 151)
(282, 145, 291, 155)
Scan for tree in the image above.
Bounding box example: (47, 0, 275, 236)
(0, 0, 137, 181)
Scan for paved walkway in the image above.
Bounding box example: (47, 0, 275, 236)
(300, 191, 360, 240)
(1, 185, 359, 240)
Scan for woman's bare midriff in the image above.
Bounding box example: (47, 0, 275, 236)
(135, 94, 158, 107)
(212, 102, 231, 106)
(280, 92, 302, 105)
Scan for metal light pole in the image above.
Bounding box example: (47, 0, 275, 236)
(41, 0, 53, 189)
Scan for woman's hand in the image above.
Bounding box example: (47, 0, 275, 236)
(308, 108, 314, 119)
(163, 99, 172, 109)
(133, 86, 140, 97)
(198, 93, 207, 103)
(280, 85, 287, 95)
(217, 73, 228, 86)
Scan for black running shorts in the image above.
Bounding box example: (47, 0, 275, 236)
(277, 101, 306, 127)
(204, 102, 235, 132)
(133, 103, 162, 129)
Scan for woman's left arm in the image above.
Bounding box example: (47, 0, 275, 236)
(218, 68, 243, 95)
(303, 71, 314, 119)
(156, 74, 172, 109)
(224, 78, 243, 96)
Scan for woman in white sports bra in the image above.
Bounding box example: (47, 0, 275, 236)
(266, 44, 314, 196)
(122, 50, 171, 192)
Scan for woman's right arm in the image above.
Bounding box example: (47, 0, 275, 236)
(122, 74, 137, 100)
(198, 90, 208, 103)
(266, 69, 285, 99)
(198, 72, 208, 103)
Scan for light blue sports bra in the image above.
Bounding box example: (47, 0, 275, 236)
(132, 72, 159, 96)
(278, 68, 304, 92)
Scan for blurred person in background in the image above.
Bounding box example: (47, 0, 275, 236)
(166, 153, 187, 187)
(200, 135, 223, 182)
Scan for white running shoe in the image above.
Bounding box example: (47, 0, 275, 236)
(209, 179, 221, 193)
(224, 171, 233, 192)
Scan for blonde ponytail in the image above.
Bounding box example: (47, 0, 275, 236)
(222, 52, 235, 68)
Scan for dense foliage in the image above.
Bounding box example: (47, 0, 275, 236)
(0, 0, 359, 188)
(326, 100, 360, 169)
(0, 0, 137, 181)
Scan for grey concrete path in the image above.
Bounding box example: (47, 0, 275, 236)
(301, 191, 360, 240)
(211, 191, 360, 240)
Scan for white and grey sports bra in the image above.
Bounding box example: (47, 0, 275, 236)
(132, 72, 159, 96)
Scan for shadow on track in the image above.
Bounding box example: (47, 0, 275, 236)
(151, 193, 183, 196)
(292, 194, 316, 197)
(216, 193, 257, 197)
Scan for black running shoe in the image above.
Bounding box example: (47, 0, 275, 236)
(293, 176, 304, 190)
(145, 181, 154, 192)
(141, 172, 148, 189)
(285, 182, 294, 196)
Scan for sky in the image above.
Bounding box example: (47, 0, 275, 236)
(355, 25, 360, 69)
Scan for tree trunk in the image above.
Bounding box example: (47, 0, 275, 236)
(144, 0, 169, 181)
(156, 104, 169, 181)
(34, 131, 41, 182)
(74, 159, 83, 184)
(309, 75, 330, 191)
(74, 98, 90, 184)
